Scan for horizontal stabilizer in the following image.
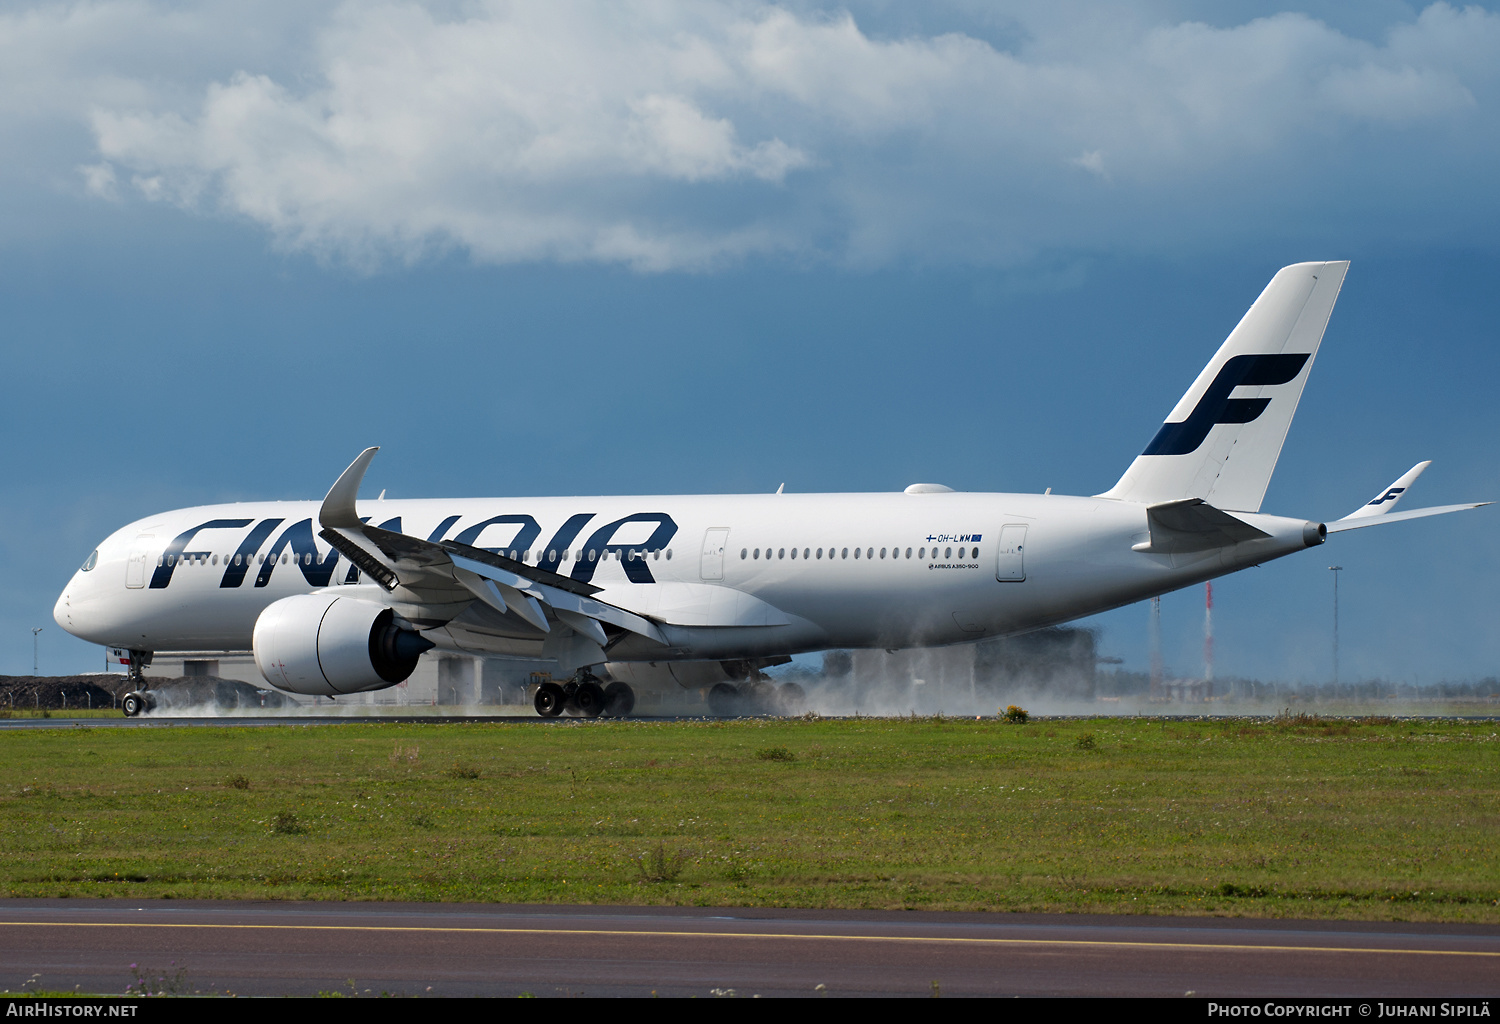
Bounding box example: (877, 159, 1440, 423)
(1326, 502, 1490, 534)
(1133, 497, 1271, 554)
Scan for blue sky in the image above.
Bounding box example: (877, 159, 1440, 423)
(3, 1, 1498, 682)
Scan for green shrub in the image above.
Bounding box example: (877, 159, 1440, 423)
(633, 842, 686, 883)
(1075, 733, 1097, 751)
(1003, 705, 1029, 723)
(269, 812, 306, 835)
(756, 746, 795, 762)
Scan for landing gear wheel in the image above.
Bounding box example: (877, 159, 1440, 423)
(708, 682, 741, 717)
(603, 681, 635, 717)
(560, 680, 582, 716)
(574, 681, 606, 718)
(742, 679, 776, 715)
(777, 681, 806, 715)
(534, 682, 566, 718)
(122, 692, 146, 718)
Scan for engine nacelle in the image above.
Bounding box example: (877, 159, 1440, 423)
(253, 594, 433, 695)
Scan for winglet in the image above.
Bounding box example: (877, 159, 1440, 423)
(1338, 461, 1431, 521)
(320, 447, 379, 530)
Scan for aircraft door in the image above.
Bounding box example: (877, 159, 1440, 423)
(996, 524, 1027, 582)
(700, 528, 729, 581)
(125, 534, 153, 589)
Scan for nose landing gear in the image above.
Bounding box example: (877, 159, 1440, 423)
(120, 649, 154, 717)
(121, 691, 156, 717)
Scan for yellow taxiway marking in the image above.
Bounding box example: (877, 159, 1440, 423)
(1, 921, 1496, 958)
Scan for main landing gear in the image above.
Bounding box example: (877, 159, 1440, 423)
(120, 649, 155, 718)
(534, 674, 635, 719)
(708, 679, 805, 717)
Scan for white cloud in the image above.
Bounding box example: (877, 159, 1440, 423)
(1070, 150, 1109, 181)
(5, 1, 1500, 268)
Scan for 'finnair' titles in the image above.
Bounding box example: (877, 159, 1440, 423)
(54, 262, 1488, 717)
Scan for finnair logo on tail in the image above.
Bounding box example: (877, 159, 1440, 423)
(1142, 353, 1310, 457)
(1367, 487, 1405, 506)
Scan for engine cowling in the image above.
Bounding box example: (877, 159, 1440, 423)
(253, 594, 433, 695)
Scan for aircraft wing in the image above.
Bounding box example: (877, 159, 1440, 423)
(315, 448, 667, 647)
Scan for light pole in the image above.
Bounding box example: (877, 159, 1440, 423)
(32, 627, 42, 679)
(1328, 567, 1343, 686)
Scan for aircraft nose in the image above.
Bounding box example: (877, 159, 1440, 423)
(54, 576, 79, 636)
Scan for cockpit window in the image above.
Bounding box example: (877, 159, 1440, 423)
(81, 549, 98, 572)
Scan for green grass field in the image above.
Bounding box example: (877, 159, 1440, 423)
(2, 715, 1496, 920)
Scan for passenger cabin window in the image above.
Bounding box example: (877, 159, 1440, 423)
(778, 548, 785, 559)
(841, 547, 849, 559)
(945, 547, 952, 559)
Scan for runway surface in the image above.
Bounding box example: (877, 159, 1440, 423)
(1, 900, 1497, 997)
(0, 715, 545, 729)
(5, 713, 1499, 730)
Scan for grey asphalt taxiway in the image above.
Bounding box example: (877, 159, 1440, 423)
(1, 900, 1497, 997)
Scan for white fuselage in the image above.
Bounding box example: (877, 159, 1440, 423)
(54, 491, 1321, 664)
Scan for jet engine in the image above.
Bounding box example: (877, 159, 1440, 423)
(253, 593, 433, 695)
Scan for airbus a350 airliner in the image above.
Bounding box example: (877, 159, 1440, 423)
(54, 262, 1487, 717)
